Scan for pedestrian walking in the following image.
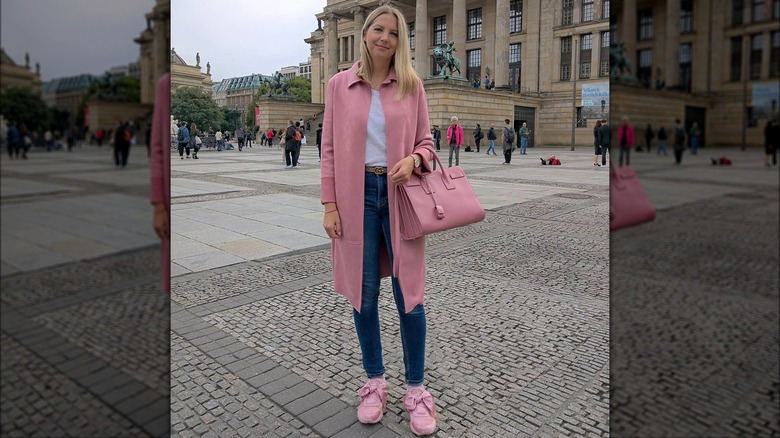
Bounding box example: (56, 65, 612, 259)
(320, 5, 439, 435)
(236, 127, 245, 151)
(473, 123, 483, 153)
(6, 121, 20, 159)
(673, 118, 686, 164)
(764, 119, 778, 167)
(432, 125, 441, 151)
(215, 129, 223, 151)
(593, 119, 602, 166)
(486, 123, 498, 155)
(502, 118, 515, 164)
(689, 122, 701, 155)
(176, 121, 190, 159)
(316, 123, 323, 161)
(447, 116, 463, 167)
(617, 117, 634, 167)
(657, 126, 668, 155)
(519, 121, 531, 154)
(245, 126, 253, 147)
(284, 120, 300, 168)
(598, 118, 611, 166)
(190, 123, 200, 159)
(644, 123, 654, 153)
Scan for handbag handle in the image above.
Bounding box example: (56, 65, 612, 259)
(413, 144, 456, 190)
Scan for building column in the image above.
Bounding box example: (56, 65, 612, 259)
(453, 0, 466, 78)
(353, 7, 365, 63)
(415, 0, 429, 78)
(620, 0, 636, 71)
(665, 0, 680, 87)
(494, 0, 510, 87)
(325, 14, 339, 83)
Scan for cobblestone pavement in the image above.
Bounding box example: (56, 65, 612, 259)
(171, 144, 610, 437)
(1, 147, 169, 437)
(610, 148, 780, 437)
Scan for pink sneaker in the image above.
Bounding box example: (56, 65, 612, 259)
(403, 387, 438, 436)
(356, 378, 388, 424)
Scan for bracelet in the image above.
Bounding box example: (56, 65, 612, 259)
(324, 208, 338, 214)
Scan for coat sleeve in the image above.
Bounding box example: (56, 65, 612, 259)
(150, 73, 170, 206)
(411, 79, 435, 175)
(320, 77, 337, 204)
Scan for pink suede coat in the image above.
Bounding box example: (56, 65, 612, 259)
(149, 73, 170, 293)
(321, 61, 435, 313)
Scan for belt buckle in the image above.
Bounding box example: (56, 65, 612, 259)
(374, 167, 385, 176)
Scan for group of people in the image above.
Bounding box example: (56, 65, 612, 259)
(430, 119, 531, 167)
(472, 75, 496, 90)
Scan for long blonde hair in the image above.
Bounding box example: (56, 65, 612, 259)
(357, 5, 418, 100)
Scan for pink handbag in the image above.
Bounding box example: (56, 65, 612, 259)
(610, 164, 655, 230)
(397, 146, 485, 240)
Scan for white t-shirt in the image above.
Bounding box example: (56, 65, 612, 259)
(365, 89, 387, 167)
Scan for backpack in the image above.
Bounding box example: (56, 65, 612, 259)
(123, 129, 132, 142)
(294, 130, 302, 142)
(505, 127, 515, 143)
(177, 128, 184, 142)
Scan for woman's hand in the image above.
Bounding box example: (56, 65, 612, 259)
(152, 203, 169, 240)
(323, 207, 342, 239)
(389, 156, 416, 185)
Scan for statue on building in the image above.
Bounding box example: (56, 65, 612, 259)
(171, 47, 175, 63)
(206, 62, 211, 74)
(35, 62, 40, 76)
(432, 41, 462, 77)
(263, 72, 291, 96)
(196, 52, 200, 67)
(610, 42, 636, 82)
(25, 52, 30, 68)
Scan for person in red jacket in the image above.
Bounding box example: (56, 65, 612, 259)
(617, 116, 635, 167)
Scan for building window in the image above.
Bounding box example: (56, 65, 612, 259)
(577, 107, 587, 127)
(561, 36, 572, 80)
(433, 16, 446, 45)
(771, 31, 780, 77)
(562, 0, 574, 25)
(638, 8, 653, 40)
(752, 0, 765, 21)
(747, 106, 759, 126)
(733, 0, 744, 25)
(509, 43, 522, 92)
(731, 37, 743, 81)
(602, 0, 610, 19)
(466, 49, 482, 83)
(467, 8, 482, 40)
(582, 0, 594, 21)
(510, 0, 523, 33)
(409, 22, 415, 50)
(750, 34, 763, 79)
(638, 49, 652, 85)
(680, 0, 693, 33)
(775, 0, 780, 18)
(679, 43, 692, 92)
(600, 31, 610, 76)
(580, 34, 592, 79)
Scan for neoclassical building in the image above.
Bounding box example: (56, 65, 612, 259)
(0, 48, 43, 95)
(612, 0, 779, 147)
(306, 0, 610, 147)
(170, 48, 213, 95)
(135, 0, 170, 105)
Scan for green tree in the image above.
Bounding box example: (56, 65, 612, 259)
(49, 108, 71, 132)
(115, 76, 141, 102)
(171, 87, 224, 130)
(288, 76, 312, 103)
(0, 86, 51, 131)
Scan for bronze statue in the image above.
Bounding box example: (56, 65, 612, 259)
(263, 72, 290, 96)
(610, 42, 634, 81)
(35, 62, 40, 75)
(206, 62, 211, 74)
(196, 52, 200, 67)
(25, 52, 30, 68)
(432, 41, 461, 77)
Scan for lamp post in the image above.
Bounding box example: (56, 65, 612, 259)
(571, 36, 578, 151)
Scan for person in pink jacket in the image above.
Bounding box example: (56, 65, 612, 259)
(149, 72, 170, 293)
(446, 115, 464, 167)
(617, 116, 635, 167)
(320, 5, 438, 436)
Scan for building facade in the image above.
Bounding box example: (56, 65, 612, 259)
(170, 48, 213, 95)
(612, 0, 779, 147)
(299, 58, 313, 79)
(212, 74, 271, 127)
(134, 0, 170, 105)
(0, 48, 43, 95)
(40, 74, 94, 118)
(306, 0, 611, 146)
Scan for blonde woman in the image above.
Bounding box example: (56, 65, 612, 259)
(320, 5, 438, 435)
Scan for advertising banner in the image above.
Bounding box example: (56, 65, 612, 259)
(752, 82, 779, 119)
(581, 81, 610, 122)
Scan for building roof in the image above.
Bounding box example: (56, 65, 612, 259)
(214, 73, 272, 92)
(171, 47, 188, 66)
(53, 74, 95, 92)
(0, 47, 16, 66)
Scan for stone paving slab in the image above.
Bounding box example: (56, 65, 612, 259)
(0, 177, 81, 198)
(171, 178, 253, 197)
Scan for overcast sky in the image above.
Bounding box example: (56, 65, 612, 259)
(0, 0, 154, 82)
(171, 0, 328, 83)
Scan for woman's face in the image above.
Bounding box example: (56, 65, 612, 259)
(451, 119, 458, 126)
(364, 13, 399, 64)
